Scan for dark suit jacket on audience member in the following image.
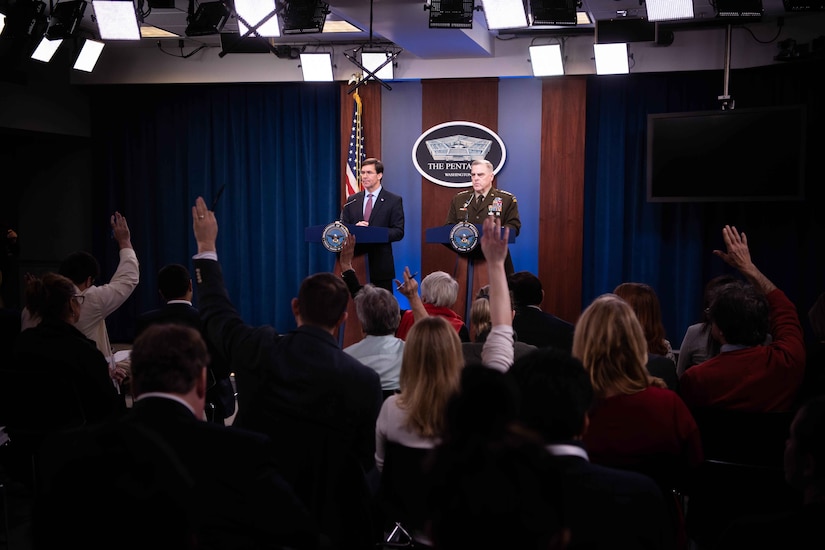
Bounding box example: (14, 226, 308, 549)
(135, 302, 235, 420)
(194, 258, 383, 546)
(13, 319, 124, 422)
(548, 444, 676, 550)
(340, 188, 405, 288)
(512, 305, 574, 352)
(35, 396, 320, 550)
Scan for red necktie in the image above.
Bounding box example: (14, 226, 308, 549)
(364, 193, 374, 221)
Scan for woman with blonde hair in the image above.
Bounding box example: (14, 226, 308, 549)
(574, 293, 702, 549)
(375, 315, 465, 471)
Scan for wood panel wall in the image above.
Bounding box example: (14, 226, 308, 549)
(420, 78, 499, 323)
(538, 77, 586, 325)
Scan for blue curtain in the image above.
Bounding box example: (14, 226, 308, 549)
(583, 61, 825, 345)
(90, 83, 341, 342)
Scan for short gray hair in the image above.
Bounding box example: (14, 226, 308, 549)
(420, 271, 459, 308)
(354, 284, 401, 335)
(471, 159, 494, 172)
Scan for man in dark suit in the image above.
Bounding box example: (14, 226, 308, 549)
(340, 157, 405, 293)
(508, 347, 677, 550)
(445, 159, 521, 275)
(34, 323, 322, 550)
(508, 270, 574, 352)
(134, 263, 235, 424)
(191, 196, 384, 548)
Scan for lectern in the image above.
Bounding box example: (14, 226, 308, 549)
(305, 223, 391, 348)
(425, 223, 515, 322)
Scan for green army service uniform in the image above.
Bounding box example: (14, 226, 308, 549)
(445, 187, 521, 274)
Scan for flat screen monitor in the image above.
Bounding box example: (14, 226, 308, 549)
(646, 105, 806, 202)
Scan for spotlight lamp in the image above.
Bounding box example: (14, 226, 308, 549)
(299, 51, 334, 81)
(529, 43, 564, 76)
(46, 0, 87, 39)
(92, 0, 141, 39)
(426, 0, 475, 29)
(73, 37, 104, 70)
(1, 0, 47, 39)
(282, 0, 330, 34)
(185, 0, 230, 36)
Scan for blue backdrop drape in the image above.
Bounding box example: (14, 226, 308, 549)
(91, 83, 341, 341)
(583, 61, 825, 345)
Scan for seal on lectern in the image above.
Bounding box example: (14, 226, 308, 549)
(321, 221, 350, 252)
(449, 222, 479, 253)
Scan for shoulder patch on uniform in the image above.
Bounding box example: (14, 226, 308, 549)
(496, 189, 515, 197)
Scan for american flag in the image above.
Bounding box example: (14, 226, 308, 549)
(345, 89, 364, 198)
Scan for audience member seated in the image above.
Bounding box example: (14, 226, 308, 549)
(23, 212, 138, 390)
(509, 346, 677, 550)
(374, 315, 464, 545)
(676, 274, 737, 378)
(14, 272, 125, 423)
(426, 364, 570, 550)
(573, 293, 704, 549)
(135, 263, 235, 423)
(190, 196, 383, 548)
(34, 324, 322, 550)
(797, 291, 825, 407)
(340, 234, 427, 402)
(614, 282, 679, 387)
(712, 394, 824, 549)
(395, 271, 470, 342)
(508, 270, 574, 352)
(679, 225, 805, 413)
(462, 295, 536, 367)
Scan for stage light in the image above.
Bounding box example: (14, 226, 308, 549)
(529, 44, 564, 76)
(31, 35, 62, 61)
(185, 0, 230, 36)
(45, 0, 87, 39)
(427, 0, 474, 29)
(300, 52, 333, 81)
(1, 0, 47, 38)
(715, 0, 763, 18)
(529, 0, 578, 26)
(361, 51, 393, 81)
(235, 0, 280, 38)
(282, 0, 329, 34)
(645, 0, 693, 21)
(594, 42, 629, 75)
(73, 38, 104, 71)
(92, 0, 140, 39)
(480, 0, 528, 30)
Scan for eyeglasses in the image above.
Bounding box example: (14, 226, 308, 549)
(72, 294, 86, 305)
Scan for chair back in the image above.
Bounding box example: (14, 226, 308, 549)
(691, 407, 794, 468)
(376, 442, 433, 544)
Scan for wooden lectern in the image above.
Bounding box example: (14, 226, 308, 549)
(305, 223, 391, 348)
(424, 224, 516, 324)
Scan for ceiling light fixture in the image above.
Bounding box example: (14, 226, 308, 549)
(529, 0, 578, 26)
(644, 0, 694, 21)
(30, 35, 62, 61)
(92, 0, 140, 40)
(529, 43, 564, 76)
(480, 0, 528, 29)
(282, 0, 329, 34)
(73, 37, 104, 70)
(45, 0, 87, 39)
(361, 50, 394, 81)
(300, 52, 334, 81)
(185, 0, 230, 36)
(235, 0, 281, 38)
(426, 0, 474, 29)
(593, 42, 629, 74)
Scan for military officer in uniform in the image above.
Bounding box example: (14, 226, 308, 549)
(445, 159, 521, 274)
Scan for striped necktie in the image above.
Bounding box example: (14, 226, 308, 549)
(364, 193, 374, 221)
